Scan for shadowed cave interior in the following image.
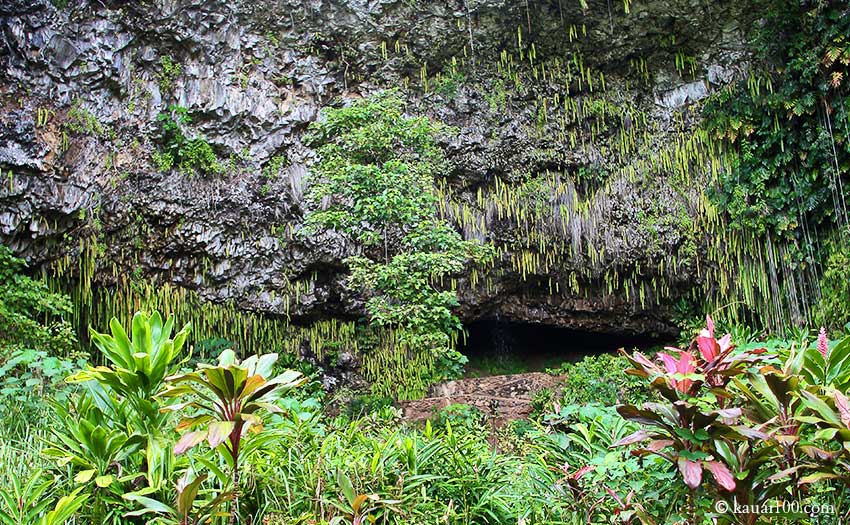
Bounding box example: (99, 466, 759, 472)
(459, 320, 669, 377)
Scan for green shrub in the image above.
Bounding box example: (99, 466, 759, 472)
(538, 403, 685, 522)
(0, 348, 81, 431)
(550, 352, 650, 406)
(66, 99, 110, 138)
(0, 245, 82, 435)
(343, 394, 394, 419)
(153, 105, 222, 176)
(157, 55, 182, 92)
(303, 92, 494, 394)
(432, 403, 485, 429)
(701, 0, 850, 239)
(0, 245, 76, 354)
(433, 61, 465, 98)
(816, 242, 850, 331)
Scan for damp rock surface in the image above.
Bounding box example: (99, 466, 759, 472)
(0, 0, 754, 337)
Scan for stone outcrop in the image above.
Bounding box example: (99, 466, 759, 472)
(0, 0, 754, 339)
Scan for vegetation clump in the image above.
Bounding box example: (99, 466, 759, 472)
(157, 55, 182, 93)
(152, 105, 223, 176)
(66, 98, 111, 138)
(304, 92, 495, 395)
(703, 1, 849, 238)
(2, 243, 850, 524)
(548, 352, 650, 406)
(0, 246, 81, 431)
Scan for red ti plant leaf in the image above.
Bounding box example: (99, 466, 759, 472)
(659, 351, 696, 393)
(705, 460, 736, 491)
(616, 405, 667, 427)
(646, 439, 674, 452)
(678, 458, 703, 489)
(605, 487, 627, 508)
(611, 429, 649, 447)
(207, 421, 235, 449)
(835, 391, 850, 428)
(659, 351, 679, 374)
(623, 350, 661, 377)
(801, 445, 840, 462)
(730, 425, 768, 440)
(573, 465, 595, 480)
(697, 332, 720, 362)
(630, 351, 660, 372)
(717, 333, 733, 353)
(174, 431, 206, 455)
(715, 408, 743, 419)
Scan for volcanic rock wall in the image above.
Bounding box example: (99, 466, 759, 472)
(1, 0, 755, 349)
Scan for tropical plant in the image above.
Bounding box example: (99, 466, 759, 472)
(153, 105, 222, 176)
(38, 311, 192, 523)
(0, 245, 79, 431)
(69, 311, 190, 434)
(540, 403, 679, 524)
(615, 317, 771, 523)
(797, 382, 850, 484)
(159, 349, 304, 524)
(124, 471, 231, 525)
(548, 353, 650, 406)
(42, 392, 141, 524)
(303, 92, 495, 394)
(31, 488, 89, 525)
(0, 470, 55, 525)
(721, 369, 806, 524)
(702, 0, 850, 239)
(800, 330, 850, 390)
(326, 469, 399, 525)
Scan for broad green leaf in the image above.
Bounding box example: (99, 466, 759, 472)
(74, 469, 96, 483)
(124, 493, 176, 516)
(337, 469, 356, 506)
(94, 475, 113, 488)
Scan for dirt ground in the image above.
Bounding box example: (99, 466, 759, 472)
(399, 372, 565, 427)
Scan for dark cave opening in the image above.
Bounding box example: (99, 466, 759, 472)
(459, 320, 669, 377)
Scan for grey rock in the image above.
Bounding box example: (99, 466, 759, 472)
(0, 0, 756, 359)
(655, 80, 710, 109)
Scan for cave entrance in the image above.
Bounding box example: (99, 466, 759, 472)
(459, 320, 666, 377)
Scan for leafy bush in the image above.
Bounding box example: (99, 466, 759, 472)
(816, 242, 850, 331)
(303, 92, 495, 393)
(539, 403, 685, 523)
(343, 394, 394, 419)
(432, 403, 485, 429)
(66, 98, 110, 138)
(0, 471, 89, 525)
(0, 348, 81, 431)
(702, 0, 850, 238)
(0, 245, 82, 434)
(40, 311, 192, 524)
(616, 316, 850, 523)
(0, 245, 76, 355)
(158, 350, 304, 525)
(549, 352, 650, 406)
(153, 105, 222, 176)
(157, 55, 182, 92)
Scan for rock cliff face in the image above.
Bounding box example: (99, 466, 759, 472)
(0, 0, 753, 343)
